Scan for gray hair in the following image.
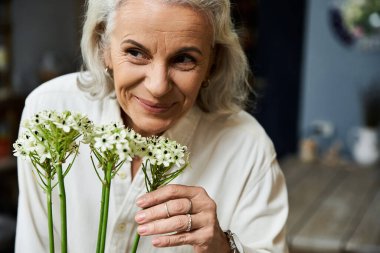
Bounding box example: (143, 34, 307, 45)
(78, 0, 252, 114)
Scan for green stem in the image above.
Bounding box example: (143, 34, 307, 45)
(96, 184, 106, 253)
(46, 178, 55, 253)
(99, 164, 112, 253)
(131, 233, 140, 253)
(131, 173, 156, 253)
(57, 164, 67, 253)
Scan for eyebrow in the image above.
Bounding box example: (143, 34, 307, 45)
(121, 39, 203, 56)
(122, 39, 150, 53)
(176, 47, 203, 56)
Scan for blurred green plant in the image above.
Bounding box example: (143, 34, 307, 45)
(342, 0, 380, 38)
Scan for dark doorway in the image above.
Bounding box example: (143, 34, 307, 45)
(233, 0, 306, 158)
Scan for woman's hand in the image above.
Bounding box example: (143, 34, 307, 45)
(135, 184, 231, 253)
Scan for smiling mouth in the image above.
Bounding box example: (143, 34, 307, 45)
(135, 97, 175, 113)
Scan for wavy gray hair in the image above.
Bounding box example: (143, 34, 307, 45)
(78, 0, 252, 114)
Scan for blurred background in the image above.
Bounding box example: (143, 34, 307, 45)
(0, 0, 379, 252)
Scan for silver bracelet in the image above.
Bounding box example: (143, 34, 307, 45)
(224, 230, 240, 253)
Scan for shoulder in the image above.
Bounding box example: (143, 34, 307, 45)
(196, 110, 277, 175)
(25, 72, 96, 110)
(200, 110, 275, 152)
(22, 72, 121, 125)
(26, 72, 82, 103)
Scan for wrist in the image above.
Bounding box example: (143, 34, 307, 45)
(224, 230, 240, 253)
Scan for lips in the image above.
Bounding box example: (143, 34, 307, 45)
(135, 96, 175, 113)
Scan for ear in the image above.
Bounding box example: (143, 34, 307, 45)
(104, 46, 112, 69)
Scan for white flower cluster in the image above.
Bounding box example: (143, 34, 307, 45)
(13, 110, 189, 187)
(86, 122, 146, 162)
(13, 110, 92, 164)
(143, 136, 188, 168)
(86, 125, 188, 169)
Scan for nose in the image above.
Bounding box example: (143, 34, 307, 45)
(145, 62, 172, 97)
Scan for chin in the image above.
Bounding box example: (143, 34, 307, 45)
(132, 118, 174, 137)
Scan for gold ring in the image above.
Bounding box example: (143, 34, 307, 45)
(185, 214, 192, 232)
(164, 202, 171, 218)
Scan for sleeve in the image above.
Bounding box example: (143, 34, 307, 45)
(231, 158, 289, 253)
(14, 98, 59, 253)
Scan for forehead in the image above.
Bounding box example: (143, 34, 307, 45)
(113, 0, 213, 41)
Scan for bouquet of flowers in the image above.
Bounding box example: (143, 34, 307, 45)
(13, 110, 190, 253)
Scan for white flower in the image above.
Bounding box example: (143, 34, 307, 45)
(35, 143, 51, 163)
(13, 140, 28, 158)
(142, 136, 188, 169)
(145, 149, 157, 165)
(53, 116, 72, 133)
(94, 135, 114, 152)
(110, 130, 127, 144)
(116, 142, 132, 161)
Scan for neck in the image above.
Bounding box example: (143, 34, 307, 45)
(120, 111, 163, 137)
(131, 157, 142, 180)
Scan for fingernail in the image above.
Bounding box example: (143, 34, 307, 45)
(152, 238, 160, 246)
(135, 212, 146, 222)
(137, 225, 147, 234)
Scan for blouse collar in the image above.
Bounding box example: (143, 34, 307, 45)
(163, 106, 202, 150)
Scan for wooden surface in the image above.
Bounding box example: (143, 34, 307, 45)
(281, 157, 380, 253)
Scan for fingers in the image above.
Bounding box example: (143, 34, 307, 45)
(137, 184, 204, 207)
(152, 231, 198, 248)
(136, 184, 212, 212)
(137, 214, 203, 236)
(135, 198, 192, 223)
(152, 227, 229, 252)
(134, 184, 223, 250)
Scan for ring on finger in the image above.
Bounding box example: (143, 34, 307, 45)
(164, 202, 171, 218)
(186, 198, 192, 214)
(185, 214, 192, 232)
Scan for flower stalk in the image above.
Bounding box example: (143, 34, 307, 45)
(98, 162, 112, 253)
(13, 110, 92, 253)
(56, 163, 67, 252)
(86, 123, 142, 253)
(131, 136, 189, 253)
(46, 174, 55, 253)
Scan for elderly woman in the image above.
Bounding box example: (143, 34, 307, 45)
(15, 0, 288, 252)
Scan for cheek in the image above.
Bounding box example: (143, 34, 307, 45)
(177, 84, 202, 108)
(113, 64, 145, 92)
(174, 74, 203, 102)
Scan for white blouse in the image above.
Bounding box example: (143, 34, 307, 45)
(15, 73, 288, 253)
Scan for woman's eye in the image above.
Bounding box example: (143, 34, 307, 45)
(172, 54, 197, 70)
(127, 49, 144, 58)
(125, 49, 150, 64)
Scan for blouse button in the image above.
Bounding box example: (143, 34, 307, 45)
(118, 171, 127, 180)
(117, 222, 126, 232)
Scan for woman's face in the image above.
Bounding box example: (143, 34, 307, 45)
(105, 0, 214, 136)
